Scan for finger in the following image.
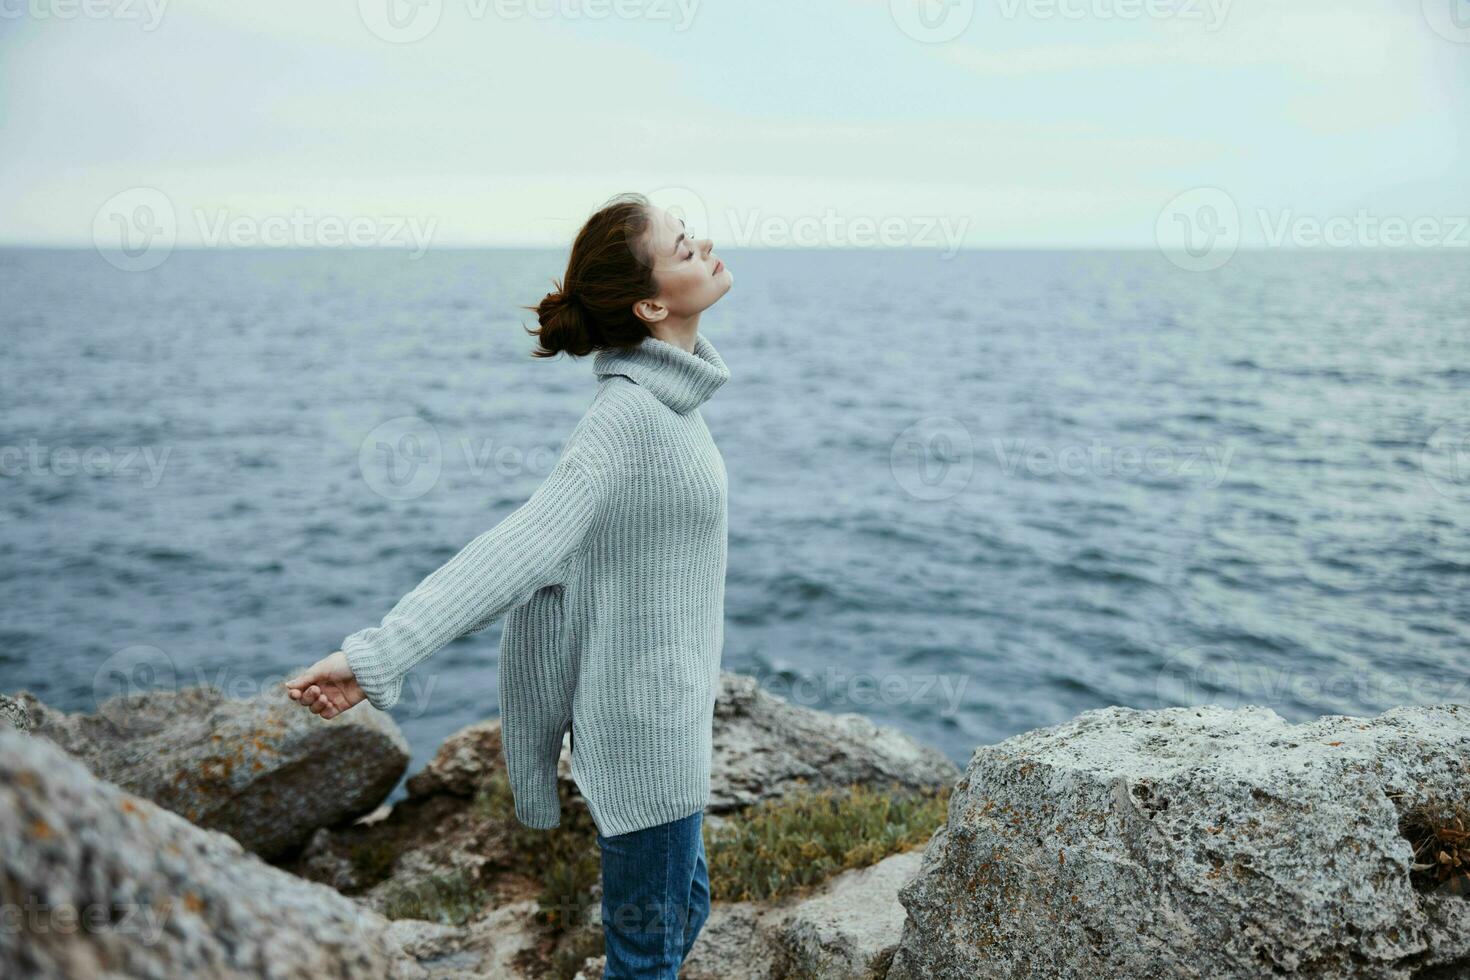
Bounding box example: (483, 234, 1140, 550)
(302, 685, 320, 706)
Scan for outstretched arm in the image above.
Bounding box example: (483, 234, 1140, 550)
(287, 450, 603, 716)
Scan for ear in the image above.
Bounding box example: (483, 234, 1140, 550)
(632, 297, 668, 325)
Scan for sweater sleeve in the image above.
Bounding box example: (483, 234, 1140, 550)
(341, 451, 603, 711)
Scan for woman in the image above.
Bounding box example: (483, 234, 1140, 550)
(284, 191, 734, 978)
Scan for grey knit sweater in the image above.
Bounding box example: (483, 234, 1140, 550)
(342, 333, 731, 837)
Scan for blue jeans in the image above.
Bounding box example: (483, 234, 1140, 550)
(595, 809, 710, 979)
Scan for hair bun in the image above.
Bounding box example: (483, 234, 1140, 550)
(531, 284, 596, 356)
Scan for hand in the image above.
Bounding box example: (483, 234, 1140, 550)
(284, 650, 366, 720)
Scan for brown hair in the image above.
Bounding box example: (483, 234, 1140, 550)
(525, 192, 658, 358)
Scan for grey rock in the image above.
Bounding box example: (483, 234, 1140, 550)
(0, 728, 424, 980)
(0, 692, 30, 733)
(403, 717, 508, 799)
(680, 901, 777, 980)
(676, 850, 925, 980)
(385, 900, 546, 979)
(14, 684, 409, 860)
(766, 849, 921, 978)
(887, 702, 1470, 980)
(709, 672, 961, 824)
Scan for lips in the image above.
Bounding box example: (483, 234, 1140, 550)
(713, 259, 724, 276)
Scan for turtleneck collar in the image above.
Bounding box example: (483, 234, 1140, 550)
(593, 333, 731, 414)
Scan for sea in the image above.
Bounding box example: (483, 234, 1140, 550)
(2, 247, 1467, 795)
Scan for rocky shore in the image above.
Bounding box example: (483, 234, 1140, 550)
(2, 677, 1466, 978)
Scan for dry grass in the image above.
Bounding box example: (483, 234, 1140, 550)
(1399, 791, 1470, 896)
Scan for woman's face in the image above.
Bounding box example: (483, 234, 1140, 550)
(640, 204, 732, 321)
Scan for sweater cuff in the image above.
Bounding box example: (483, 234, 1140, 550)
(342, 633, 404, 712)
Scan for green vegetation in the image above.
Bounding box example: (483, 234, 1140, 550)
(347, 837, 399, 884)
(379, 868, 489, 926)
(375, 770, 950, 977)
(472, 769, 602, 934)
(705, 778, 950, 903)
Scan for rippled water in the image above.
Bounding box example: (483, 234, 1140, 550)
(2, 247, 1467, 791)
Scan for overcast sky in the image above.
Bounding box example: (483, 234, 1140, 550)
(1, 0, 1466, 248)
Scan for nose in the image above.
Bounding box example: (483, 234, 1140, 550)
(700, 237, 715, 257)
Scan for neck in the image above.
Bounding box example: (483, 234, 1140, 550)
(649, 314, 701, 353)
